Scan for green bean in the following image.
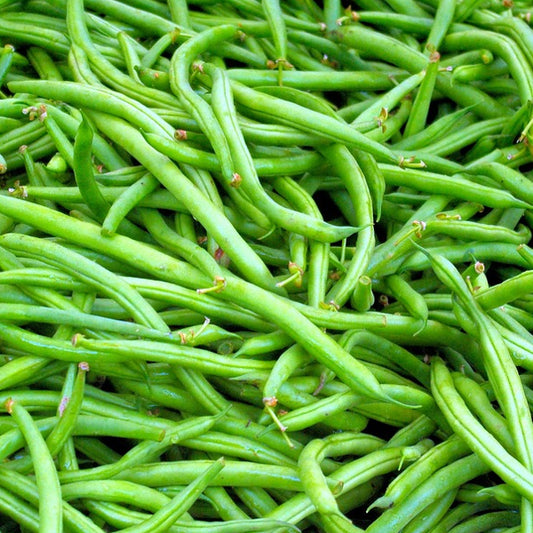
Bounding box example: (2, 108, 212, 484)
(169, 25, 240, 175)
(219, 0, 322, 31)
(181, 430, 298, 466)
(421, 247, 533, 474)
(453, 372, 514, 453)
(168, 0, 190, 27)
(479, 11, 533, 72)
(266, 390, 367, 433)
(117, 31, 142, 83)
(8, 7, 533, 530)
(144, 131, 323, 177)
(477, 484, 520, 507)
(454, 0, 485, 21)
(136, 65, 171, 91)
(226, 84, 399, 164)
(321, 144, 374, 307)
(6, 398, 62, 533)
(0, 468, 105, 532)
(262, 343, 309, 401)
(140, 30, 179, 69)
(350, 275, 374, 312)
(0, 485, 40, 532)
(476, 271, 533, 310)
(423, 218, 530, 244)
(444, 29, 533, 103)
(141, 208, 223, 281)
(339, 329, 431, 387)
(0, 354, 58, 391)
(0, 233, 165, 329)
(368, 194, 451, 277)
(404, 53, 439, 137)
(204, 485, 250, 521)
(213, 415, 307, 463)
(73, 113, 112, 220)
(14, 184, 186, 211)
(46, 105, 128, 172)
(115, 459, 302, 490)
(26, 46, 62, 81)
(218, 278, 407, 403)
(0, 322, 275, 379)
(293, 306, 479, 365)
(452, 57, 509, 84)
(67, 0, 183, 110)
(349, 11, 432, 34)
(366, 453, 489, 533)
(0, 244, 86, 313)
(45, 362, 88, 458)
(267, 440, 432, 525)
(367, 97, 412, 144)
(233, 486, 278, 517)
(235, 330, 292, 357)
(384, 273, 428, 331)
(448, 511, 520, 533)
(131, 278, 273, 333)
(207, 64, 355, 243)
(249, 84, 337, 121)
(0, 16, 70, 56)
(288, 29, 369, 70)
(393, 107, 475, 151)
(262, 0, 288, 84)
(399, 242, 530, 274)
(403, 488, 458, 533)
(60, 410, 225, 483)
(61, 479, 188, 518)
(101, 175, 158, 235)
(370, 434, 468, 511)
(433, 500, 513, 532)
(85, 499, 299, 532)
(425, 0, 456, 52)
(226, 68, 399, 90)
(380, 165, 530, 209)
(333, 23, 512, 118)
(103, 112, 283, 289)
(41, 109, 77, 169)
(298, 432, 384, 517)
(431, 357, 533, 501)
(0, 43, 15, 88)
(272, 176, 328, 305)
(18, 146, 55, 210)
(112, 378, 204, 413)
(0, 116, 23, 135)
(120, 458, 225, 533)
(351, 71, 425, 130)
(0, 117, 46, 156)
(416, 118, 508, 158)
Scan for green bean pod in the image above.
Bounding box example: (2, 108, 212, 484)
(7, 398, 63, 533)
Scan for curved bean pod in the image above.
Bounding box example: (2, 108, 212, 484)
(6, 398, 62, 533)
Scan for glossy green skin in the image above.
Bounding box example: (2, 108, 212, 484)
(4, 1, 533, 531)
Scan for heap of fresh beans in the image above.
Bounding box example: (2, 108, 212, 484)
(1, 0, 533, 531)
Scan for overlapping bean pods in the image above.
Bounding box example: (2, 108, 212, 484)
(0, 0, 532, 531)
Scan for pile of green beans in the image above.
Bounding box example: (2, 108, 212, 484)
(1, 0, 533, 531)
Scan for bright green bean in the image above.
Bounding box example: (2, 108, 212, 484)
(6, 398, 62, 533)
